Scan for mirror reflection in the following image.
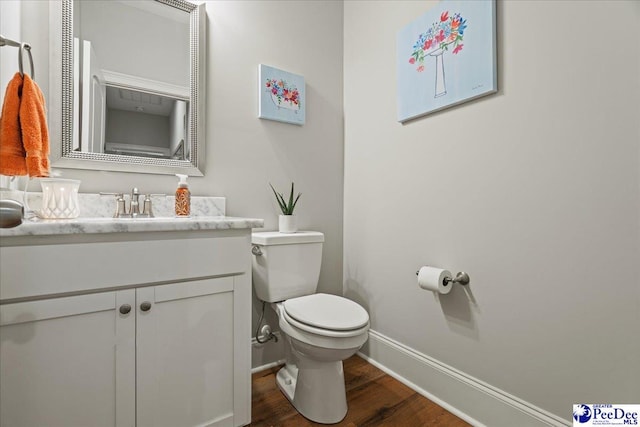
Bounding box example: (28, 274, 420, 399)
(74, 0, 190, 160)
(103, 86, 188, 160)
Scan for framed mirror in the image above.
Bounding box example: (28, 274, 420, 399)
(49, 0, 205, 176)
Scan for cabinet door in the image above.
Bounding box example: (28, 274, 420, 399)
(136, 277, 235, 427)
(0, 290, 136, 427)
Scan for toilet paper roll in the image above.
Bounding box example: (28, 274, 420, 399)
(417, 266, 453, 294)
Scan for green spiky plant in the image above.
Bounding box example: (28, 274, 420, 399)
(270, 182, 301, 215)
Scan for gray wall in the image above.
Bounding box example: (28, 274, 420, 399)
(205, 0, 344, 360)
(344, 0, 639, 421)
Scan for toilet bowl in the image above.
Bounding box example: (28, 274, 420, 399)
(251, 232, 370, 424)
(272, 294, 369, 423)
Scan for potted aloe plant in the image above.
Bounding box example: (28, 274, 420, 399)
(270, 182, 301, 233)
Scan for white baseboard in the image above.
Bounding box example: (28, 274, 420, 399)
(359, 329, 570, 427)
(251, 358, 285, 374)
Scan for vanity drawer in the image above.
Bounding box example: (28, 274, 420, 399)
(0, 231, 251, 301)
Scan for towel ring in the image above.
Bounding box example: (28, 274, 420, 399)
(1, 35, 35, 79)
(18, 43, 35, 80)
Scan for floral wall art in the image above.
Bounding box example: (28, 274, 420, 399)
(396, 0, 497, 122)
(258, 64, 305, 125)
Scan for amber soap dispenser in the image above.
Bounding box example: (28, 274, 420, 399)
(175, 174, 191, 217)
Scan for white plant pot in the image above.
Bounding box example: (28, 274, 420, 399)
(279, 214, 298, 233)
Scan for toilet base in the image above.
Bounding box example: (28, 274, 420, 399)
(275, 363, 298, 402)
(276, 360, 347, 424)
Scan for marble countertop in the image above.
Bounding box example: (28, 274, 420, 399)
(0, 192, 263, 238)
(0, 216, 265, 237)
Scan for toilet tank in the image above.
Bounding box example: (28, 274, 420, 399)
(251, 231, 324, 302)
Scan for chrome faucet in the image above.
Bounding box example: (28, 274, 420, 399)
(101, 189, 161, 218)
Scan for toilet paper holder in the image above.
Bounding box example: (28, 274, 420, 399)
(415, 270, 470, 286)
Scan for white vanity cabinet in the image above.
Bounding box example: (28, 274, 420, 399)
(0, 228, 254, 427)
(136, 277, 236, 427)
(1, 290, 136, 427)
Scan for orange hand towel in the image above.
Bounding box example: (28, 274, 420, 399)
(20, 74, 50, 177)
(0, 72, 27, 176)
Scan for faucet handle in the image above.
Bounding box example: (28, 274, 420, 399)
(139, 194, 167, 218)
(100, 192, 129, 218)
(141, 194, 154, 218)
(115, 195, 130, 218)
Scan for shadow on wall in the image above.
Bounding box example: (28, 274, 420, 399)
(343, 264, 371, 315)
(344, 262, 480, 342)
(437, 284, 480, 341)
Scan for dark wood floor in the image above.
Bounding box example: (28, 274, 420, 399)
(251, 355, 471, 426)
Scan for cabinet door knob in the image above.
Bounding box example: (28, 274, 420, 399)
(140, 301, 152, 312)
(119, 304, 132, 315)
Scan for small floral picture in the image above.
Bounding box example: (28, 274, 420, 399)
(259, 64, 305, 125)
(265, 79, 300, 110)
(397, 0, 496, 122)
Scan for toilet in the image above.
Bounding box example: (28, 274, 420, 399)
(251, 231, 369, 424)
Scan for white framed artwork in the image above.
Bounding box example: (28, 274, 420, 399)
(397, 0, 497, 122)
(258, 64, 305, 126)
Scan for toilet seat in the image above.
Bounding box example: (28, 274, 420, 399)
(283, 294, 369, 338)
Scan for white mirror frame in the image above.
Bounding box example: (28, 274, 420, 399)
(49, 0, 206, 176)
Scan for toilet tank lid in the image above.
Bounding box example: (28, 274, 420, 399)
(252, 231, 324, 246)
